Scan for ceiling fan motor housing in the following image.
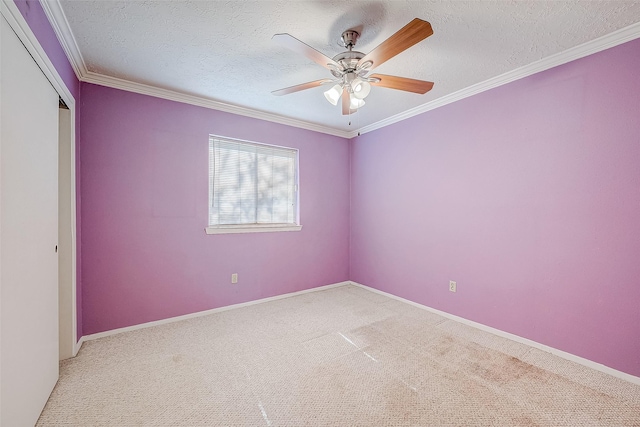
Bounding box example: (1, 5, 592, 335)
(332, 51, 365, 73)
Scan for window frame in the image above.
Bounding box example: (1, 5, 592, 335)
(205, 135, 302, 235)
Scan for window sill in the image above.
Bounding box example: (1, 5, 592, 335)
(205, 224, 302, 235)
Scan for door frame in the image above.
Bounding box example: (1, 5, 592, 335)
(1, 0, 79, 356)
(58, 106, 74, 360)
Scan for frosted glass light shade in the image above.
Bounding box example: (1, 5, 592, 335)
(352, 79, 371, 99)
(350, 97, 365, 109)
(324, 85, 342, 106)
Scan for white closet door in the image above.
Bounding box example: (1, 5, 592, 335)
(1, 15, 60, 426)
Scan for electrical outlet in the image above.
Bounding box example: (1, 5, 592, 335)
(449, 280, 457, 293)
(231, 273, 238, 284)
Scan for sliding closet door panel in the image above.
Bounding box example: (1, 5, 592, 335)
(1, 16, 59, 426)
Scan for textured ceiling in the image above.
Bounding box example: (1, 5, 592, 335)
(58, 0, 640, 133)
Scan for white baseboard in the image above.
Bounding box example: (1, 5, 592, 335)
(73, 336, 84, 356)
(79, 281, 351, 343)
(349, 281, 640, 386)
(74, 279, 639, 385)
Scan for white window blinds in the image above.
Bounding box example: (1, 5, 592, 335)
(209, 136, 298, 227)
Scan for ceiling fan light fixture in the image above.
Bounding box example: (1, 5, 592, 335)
(324, 84, 342, 106)
(350, 96, 365, 110)
(352, 79, 371, 100)
(272, 18, 435, 116)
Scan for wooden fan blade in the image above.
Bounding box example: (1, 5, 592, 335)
(273, 33, 340, 70)
(272, 79, 333, 96)
(357, 18, 433, 70)
(369, 74, 434, 94)
(342, 86, 351, 115)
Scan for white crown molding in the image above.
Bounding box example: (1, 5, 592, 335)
(39, 0, 86, 80)
(40, 0, 640, 140)
(38, 0, 351, 139)
(82, 71, 352, 138)
(353, 21, 640, 138)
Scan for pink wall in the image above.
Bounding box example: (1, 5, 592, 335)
(15, 0, 83, 340)
(350, 38, 640, 376)
(79, 83, 350, 335)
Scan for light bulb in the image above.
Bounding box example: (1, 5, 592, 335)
(324, 84, 342, 106)
(352, 79, 371, 100)
(350, 97, 365, 110)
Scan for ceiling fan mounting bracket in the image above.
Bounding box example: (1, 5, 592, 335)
(340, 30, 360, 50)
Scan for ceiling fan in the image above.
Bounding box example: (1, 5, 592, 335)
(272, 18, 434, 115)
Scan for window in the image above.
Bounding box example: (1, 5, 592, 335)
(206, 136, 301, 234)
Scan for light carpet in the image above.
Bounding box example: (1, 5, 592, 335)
(37, 285, 640, 426)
